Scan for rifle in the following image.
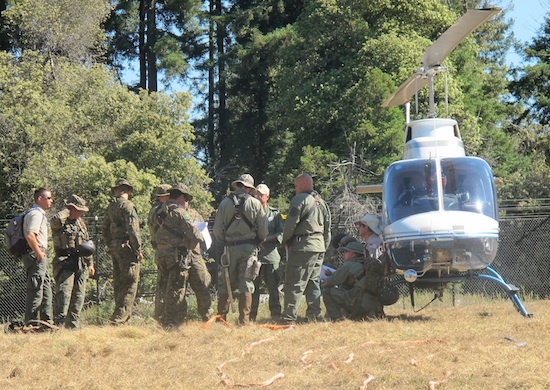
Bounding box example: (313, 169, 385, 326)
(221, 246, 236, 313)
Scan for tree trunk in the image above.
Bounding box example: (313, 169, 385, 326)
(208, 0, 216, 170)
(0, 0, 9, 52)
(215, 0, 228, 168)
(147, 0, 157, 92)
(139, 0, 147, 89)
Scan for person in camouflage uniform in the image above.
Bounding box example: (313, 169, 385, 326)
(147, 184, 172, 322)
(22, 187, 54, 323)
(51, 194, 95, 328)
(102, 179, 143, 325)
(322, 241, 384, 321)
(178, 187, 213, 321)
(154, 183, 204, 327)
(250, 183, 284, 321)
(148, 184, 172, 248)
(281, 173, 331, 324)
(213, 174, 268, 325)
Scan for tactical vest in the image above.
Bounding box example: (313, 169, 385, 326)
(52, 209, 89, 256)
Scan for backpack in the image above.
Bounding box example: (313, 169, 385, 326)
(3, 212, 29, 259)
(359, 251, 399, 306)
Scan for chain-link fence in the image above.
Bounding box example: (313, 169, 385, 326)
(2, 213, 549, 322)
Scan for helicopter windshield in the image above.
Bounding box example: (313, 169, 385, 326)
(385, 157, 498, 223)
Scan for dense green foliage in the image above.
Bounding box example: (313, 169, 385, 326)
(0, 50, 212, 217)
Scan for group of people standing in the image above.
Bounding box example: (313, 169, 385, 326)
(19, 172, 388, 330)
(19, 179, 206, 330)
(213, 172, 332, 325)
(20, 180, 152, 329)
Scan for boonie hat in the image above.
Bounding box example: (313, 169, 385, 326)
(111, 178, 133, 192)
(355, 214, 383, 235)
(170, 183, 193, 201)
(337, 241, 365, 254)
(232, 174, 256, 194)
(155, 184, 172, 197)
(64, 194, 89, 212)
(256, 183, 270, 196)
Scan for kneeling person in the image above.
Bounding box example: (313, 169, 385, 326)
(322, 241, 384, 321)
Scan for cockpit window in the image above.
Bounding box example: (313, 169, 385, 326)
(385, 158, 497, 223)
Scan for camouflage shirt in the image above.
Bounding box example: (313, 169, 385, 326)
(147, 200, 164, 248)
(102, 196, 142, 255)
(51, 208, 93, 266)
(155, 200, 203, 251)
(322, 254, 384, 296)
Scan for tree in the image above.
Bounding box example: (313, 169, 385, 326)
(510, 13, 550, 125)
(0, 0, 9, 51)
(263, 0, 455, 192)
(3, 0, 110, 63)
(0, 51, 212, 218)
(104, 0, 202, 91)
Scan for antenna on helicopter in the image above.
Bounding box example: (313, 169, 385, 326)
(382, 8, 500, 117)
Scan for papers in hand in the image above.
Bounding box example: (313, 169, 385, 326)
(321, 265, 336, 283)
(193, 221, 212, 250)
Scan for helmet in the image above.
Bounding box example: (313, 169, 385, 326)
(76, 240, 96, 257)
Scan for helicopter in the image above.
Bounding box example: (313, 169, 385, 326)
(357, 8, 531, 317)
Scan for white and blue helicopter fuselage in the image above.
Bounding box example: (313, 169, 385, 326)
(369, 8, 530, 316)
(381, 118, 499, 278)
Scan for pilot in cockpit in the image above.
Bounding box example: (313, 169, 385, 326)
(396, 173, 446, 207)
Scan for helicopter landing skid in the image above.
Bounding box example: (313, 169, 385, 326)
(391, 266, 532, 317)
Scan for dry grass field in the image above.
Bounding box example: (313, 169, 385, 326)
(1, 297, 549, 389)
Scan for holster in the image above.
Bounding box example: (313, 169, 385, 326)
(244, 250, 261, 280)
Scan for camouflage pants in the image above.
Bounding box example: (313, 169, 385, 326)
(22, 252, 53, 323)
(110, 246, 141, 324)
(282, 252, 324, 322)
(187, 252, 212, 320)
(156, 248, 188, 327)
(53, 263, 88, 329)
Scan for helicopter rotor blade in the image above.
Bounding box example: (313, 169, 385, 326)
(422, 8, 500, 68)
(381, 75, 428, 108)
(382, 8, 500, 108)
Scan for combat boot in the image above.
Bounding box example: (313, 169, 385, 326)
(238, 292, 253, 326)
(217, 294, 230, 321)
